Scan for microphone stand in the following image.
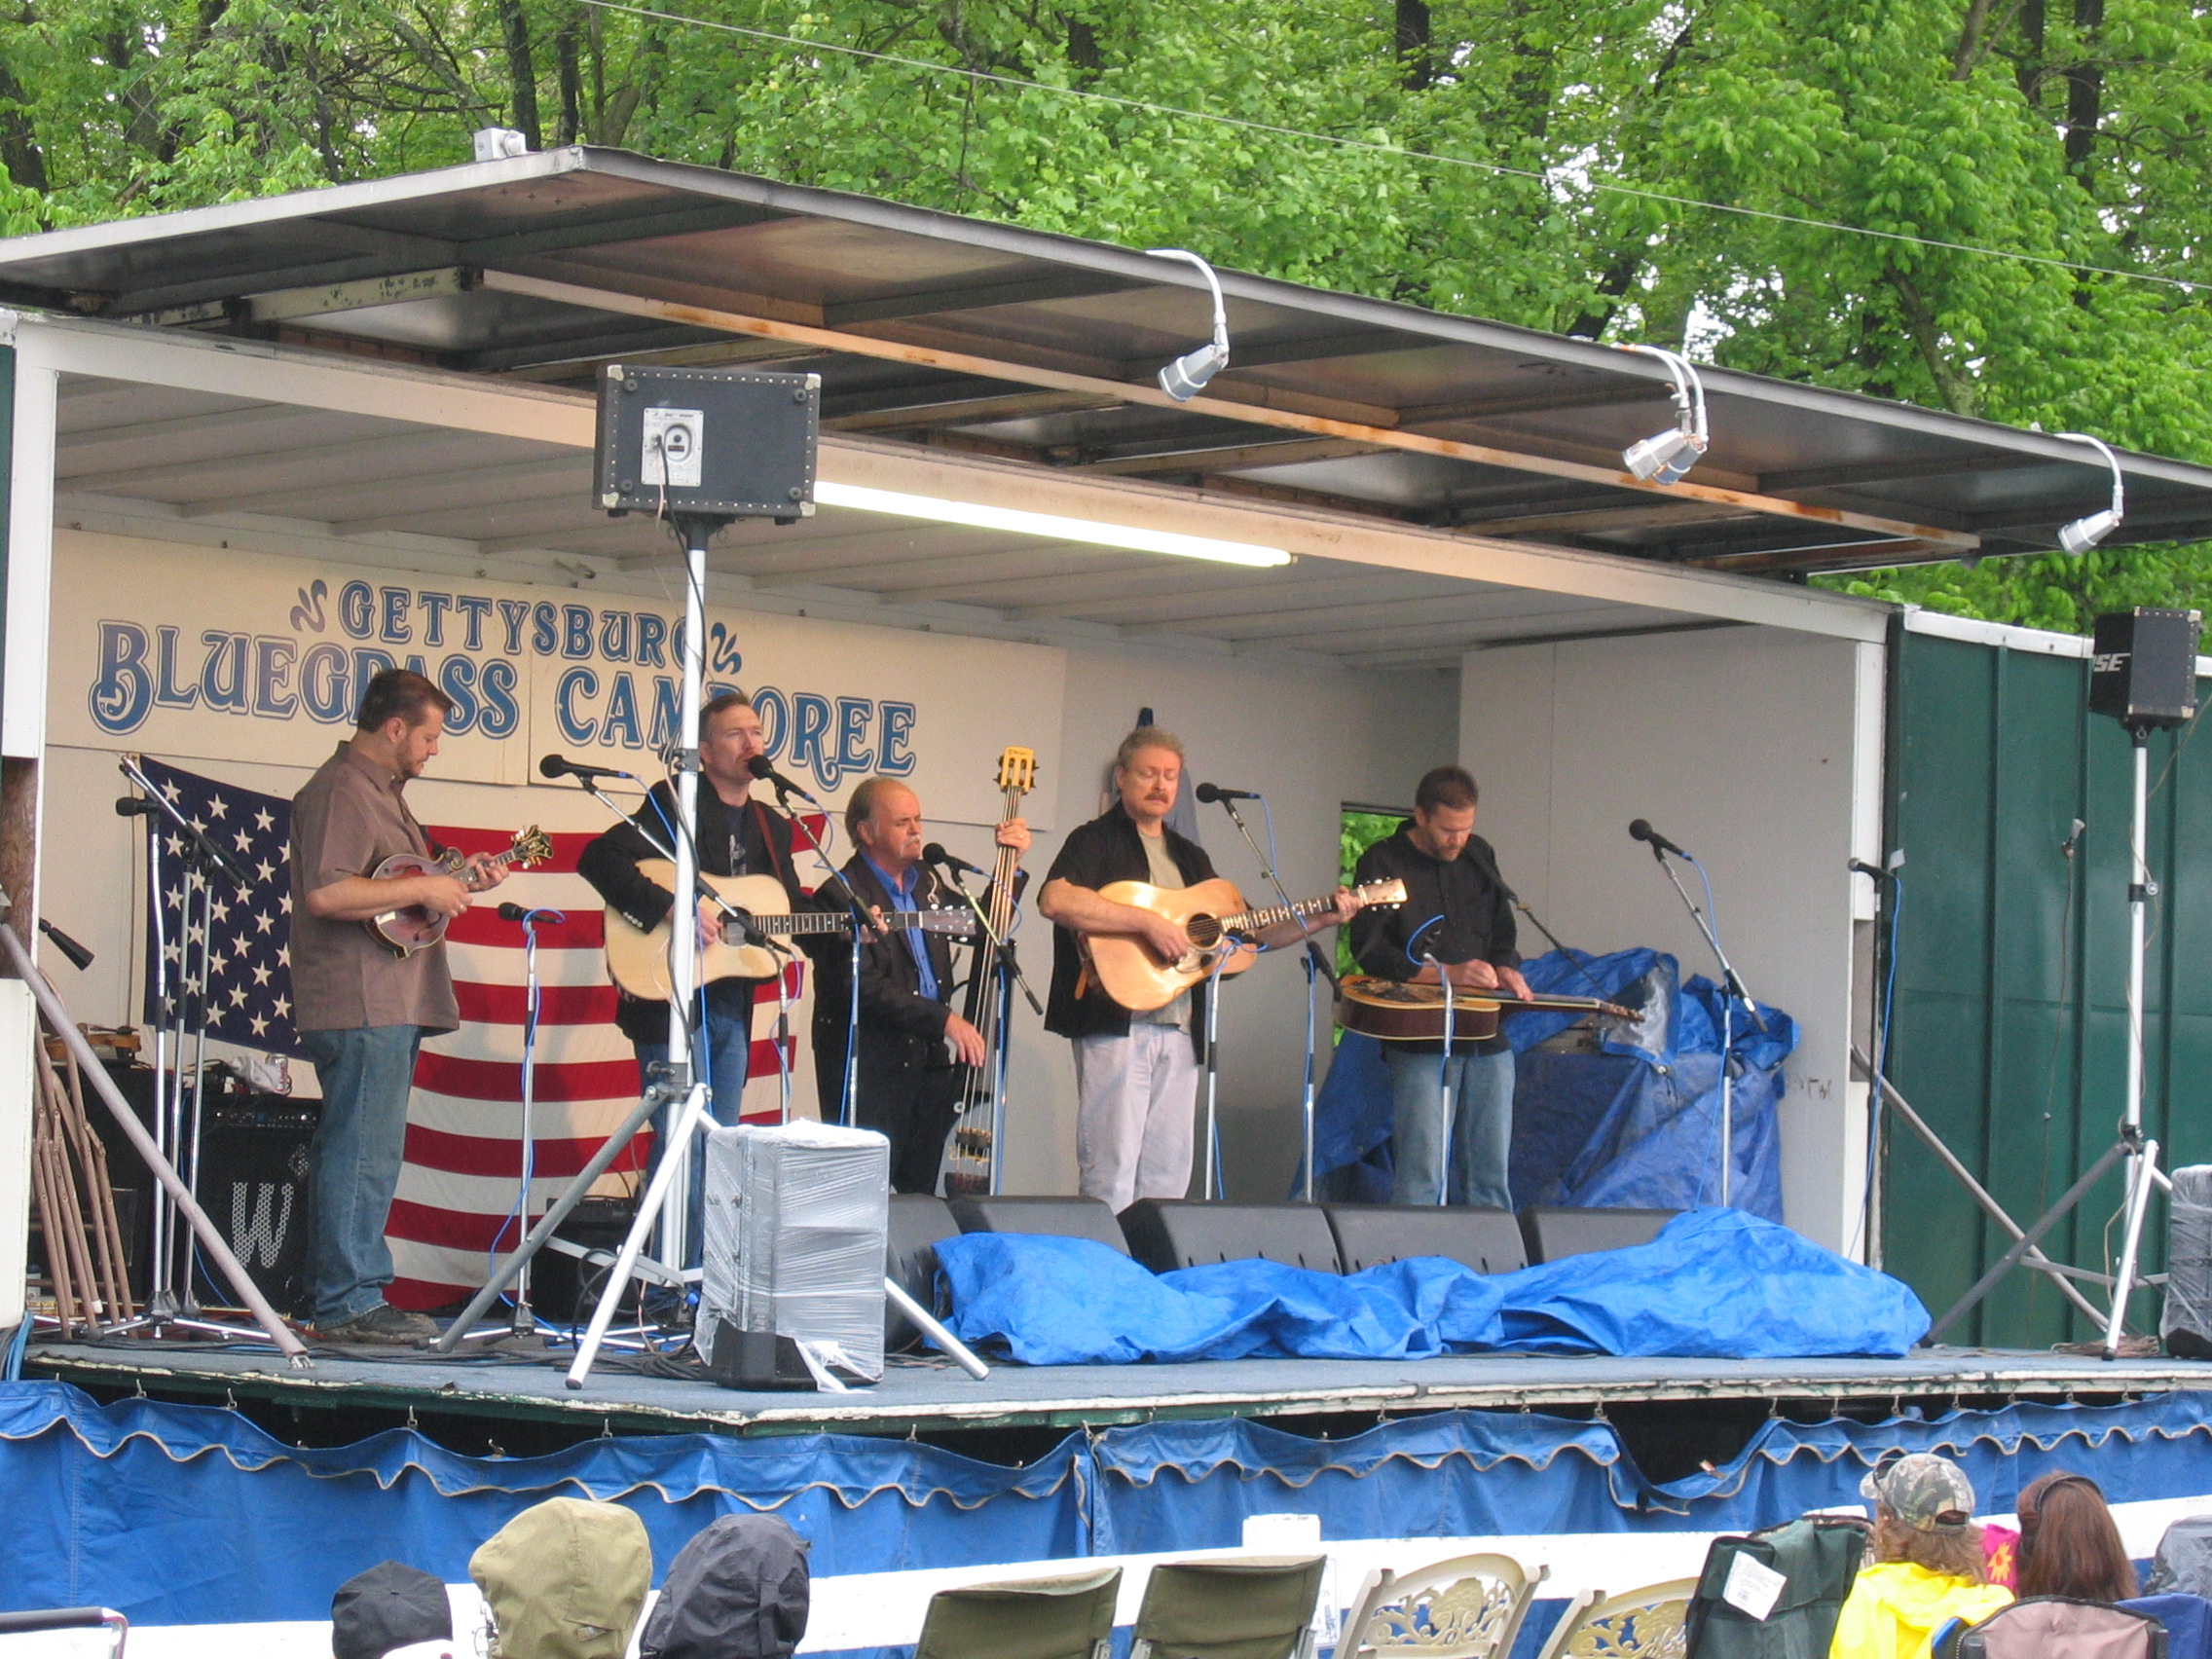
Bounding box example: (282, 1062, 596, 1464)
(1641, 839, 1765, 1207)
(756, 770, 868, 1129)
(1210, 793, 1335, 1203)
(1422, 950, 1456, 1208)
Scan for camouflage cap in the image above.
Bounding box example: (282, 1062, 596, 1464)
(1862, 1452, 1977, 1530)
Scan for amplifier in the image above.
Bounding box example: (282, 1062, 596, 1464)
(192, 1091, 320, 1313)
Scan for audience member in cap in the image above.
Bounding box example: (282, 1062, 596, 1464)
(469, 1496, 652, 1659)
(641, 1514, 810, 1659)
(332, 1561, 453, 1659)
(2015, 1470, 2138, 1603)
(1830, 1454, 2013, 1659)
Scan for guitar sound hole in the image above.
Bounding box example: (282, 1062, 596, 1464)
(1186, 915, 1222, 950)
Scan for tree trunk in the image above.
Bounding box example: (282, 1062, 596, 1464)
(1064, 13, 1101, 76)
(2063, 0, 2103, 176)
(1395, 0, 1432, 91)
(555, 11, 582, 145)
(498, 0, 542, 149)
(1886, 271, 1980, 416)
(0, 54, 48, 192)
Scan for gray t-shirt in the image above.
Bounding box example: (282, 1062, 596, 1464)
(1139, 830, 1191, 1031)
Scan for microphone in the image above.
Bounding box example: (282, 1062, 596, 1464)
(923, 842, 986, 878)
(538, 754, 632, 782)
(1628, 818, 1689, 860)
(1194, 782, 1259, 804)
(496, 903, 533, 922)
(114, 795, 161, 817)
(38, 918, 93, 971)
(746, 755, 800, 793)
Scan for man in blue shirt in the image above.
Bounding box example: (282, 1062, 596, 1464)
(818, 776, 1028, 1192)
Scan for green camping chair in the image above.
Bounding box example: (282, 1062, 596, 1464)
(912, 1566, 1124, 1659)
(1129, 1555, 1330, 1659)
(1532, 1578, 1700, 1659)
(1340, 1553, 1550, 1659)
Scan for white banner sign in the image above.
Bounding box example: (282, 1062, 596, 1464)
(52, 532, 1065, 828)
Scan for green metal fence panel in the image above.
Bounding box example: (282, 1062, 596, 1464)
(1883, 620, 2211, 1346)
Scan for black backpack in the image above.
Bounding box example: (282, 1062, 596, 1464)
(1683, 1514, 1869, 1659)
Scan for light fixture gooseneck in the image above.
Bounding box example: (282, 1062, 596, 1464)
(1617, 343, 1710, 486)
(1147, 248, 1231, 401)
(2056, 432, 2126, 555)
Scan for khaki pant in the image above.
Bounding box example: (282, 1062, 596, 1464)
(1073, 1024, 1199, 1213)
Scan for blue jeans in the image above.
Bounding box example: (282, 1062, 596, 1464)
(634, 1001, 755, 1270)
(1385, 1046, 1517, 1208)
(297, 1025, 427, 1322)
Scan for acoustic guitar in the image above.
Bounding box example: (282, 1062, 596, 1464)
(603, 860, 972, 1001)
(369, 827, 553, 956)
(1335, 973, 1632, 1043)
(1082, 877, 1407, 1014)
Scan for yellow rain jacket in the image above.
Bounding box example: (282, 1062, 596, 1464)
(1829, 1561, 2013, 1659)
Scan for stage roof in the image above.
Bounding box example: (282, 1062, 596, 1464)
(5, 146, 2210, 579)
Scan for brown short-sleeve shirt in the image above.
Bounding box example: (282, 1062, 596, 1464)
(288, 742, 459, 1034)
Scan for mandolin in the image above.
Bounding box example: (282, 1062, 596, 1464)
(1082, 877, 1407, 1014)
(369, 827, 553, 956)
(602, 861, 972, 1000)
(1335, 973, 1632, 1043)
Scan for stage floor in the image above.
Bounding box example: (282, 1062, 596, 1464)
(26, 1335, 2212, 1437)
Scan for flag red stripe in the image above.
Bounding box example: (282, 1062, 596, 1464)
(453, 979, 619, 1026)
(401, 1121, 649, 1179)
(414, 1051, 642, 1102)
(444, 906, 607, 949)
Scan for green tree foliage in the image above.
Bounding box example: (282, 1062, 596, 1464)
(4, 0, 2206, 630)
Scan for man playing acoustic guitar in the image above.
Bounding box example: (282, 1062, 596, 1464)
(1040, 726, 1361, 1212)
(1348, 764, 1530, 1208)
(290, 669, 507, 1345)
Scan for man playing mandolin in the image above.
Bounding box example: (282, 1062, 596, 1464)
(1349, 764, 1530, 1209)
(290, 669, 507, 1345)
(1040, 726, 1362, 1212)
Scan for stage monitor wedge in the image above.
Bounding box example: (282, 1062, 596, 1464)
(595, 364, 821, 521)
(950, 1195, 1131, 1255)
(1324, 1204, 1528, 1275)
(1518, 1205, 1677, 1265)
(1121, 1200, 1343, 1275)
(2091, 608, 2201, 731)
(885, 1194, 959, 1353)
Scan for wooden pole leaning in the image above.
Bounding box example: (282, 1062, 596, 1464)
(0, 916, 309, 1362)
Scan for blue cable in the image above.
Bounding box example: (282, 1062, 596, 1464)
(1404, 914, 1445, 967)
(4, 1310, 28, 1379)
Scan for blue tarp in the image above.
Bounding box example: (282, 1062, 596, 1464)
(14, 1382, 2212, 1626)
(1314, 947, 1793, 1216)
(933, 1208, 1929, 1366)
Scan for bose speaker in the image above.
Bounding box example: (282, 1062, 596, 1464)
(2091, 608, 2200, 731)
(594, 364, 820, 520)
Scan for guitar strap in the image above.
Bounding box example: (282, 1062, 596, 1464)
(749, 798, 792, 888)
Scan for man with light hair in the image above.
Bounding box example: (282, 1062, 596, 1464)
(1040, 726, 1359, 1210)
(813, 773, 1028, 1191)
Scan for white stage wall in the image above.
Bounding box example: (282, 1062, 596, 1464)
(1459, 626, 1882, 1252)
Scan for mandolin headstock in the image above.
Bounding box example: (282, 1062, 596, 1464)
(511, 825, 554, 867)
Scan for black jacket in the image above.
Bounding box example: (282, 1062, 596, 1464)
(1350, 822, 1520, 1055)
(1043, 801, 1217, 1051)
(812, 854, 962, 1073)
(577, 781, 820, 1045)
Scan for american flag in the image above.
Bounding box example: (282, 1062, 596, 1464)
(137, 760, 819, 1309)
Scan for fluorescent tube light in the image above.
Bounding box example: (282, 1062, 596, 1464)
(814, 480, 1293, 568)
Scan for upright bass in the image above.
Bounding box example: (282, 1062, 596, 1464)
(941, 747, 1036, 1198)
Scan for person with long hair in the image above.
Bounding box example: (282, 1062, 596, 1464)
(1832, 1454, 2013, 1658)
(2015, 1470, 2140, 1603)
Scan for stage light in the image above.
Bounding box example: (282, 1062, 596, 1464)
(1617, 343, 1710, 485)
(1147, 248, 1231, 401)
(814, 479, 1292, 567)
(2056, 432, 2125, 555)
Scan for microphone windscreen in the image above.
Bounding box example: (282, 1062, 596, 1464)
(746, 756, 775, 779)
(537, 754, 568, 780)
(1195, 782, 1221, 804)
(497, 903, 531, 922)
(1628, 818, 1653, 843)
(922, 842, 950, 866)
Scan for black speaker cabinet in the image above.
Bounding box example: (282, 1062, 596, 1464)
(948, 1195, 1131, 1255)
(1120, 1200, 1343, 1274)
(1324, 1204, 1529, 1274)
(1518, 1204, 1677, 1265)
(2091, 608, 2201, 730)
(885, 1194, 958, 1353)
(594, 365, 820, 520)
(191, 1092, 320, 1313)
